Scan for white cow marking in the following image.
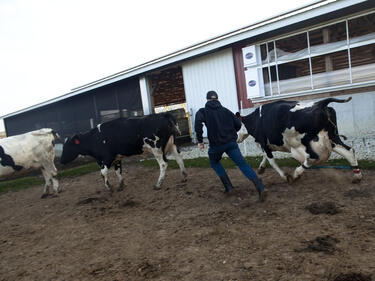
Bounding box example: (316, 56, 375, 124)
(310, 130, 332, 163)
(100, 165, 111, 191)
(290, 101, 315, 112)
(280, 127, 306, 150)
(236, 123, 249, 143)
(143, 135, 160, 150)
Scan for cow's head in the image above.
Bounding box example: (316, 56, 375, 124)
(235, 112, 249, 143)
(60, 135, 82, 164)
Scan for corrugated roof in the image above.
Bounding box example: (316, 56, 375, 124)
(1, 0, 367, 119)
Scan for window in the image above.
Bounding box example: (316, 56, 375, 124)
(244, 11, 375, 99)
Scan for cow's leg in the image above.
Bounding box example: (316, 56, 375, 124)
(152, 148, 168, 189)
(333, 144, 362, 183)
(326, 107, 362, 182)
(114, 160, 124, 191)
(50, 163, 60, 193)
(267, 157, 293, 183)
(40, 159, 60, 198)
(51, 169, 60, 194)
(40, 168, 52, 198)
(100, 164, 112, 192)
(264, 148, 292, 183)
(257, 155, 267, 174)
(170, 144, 187, 182)
(290, 146, 314, 180)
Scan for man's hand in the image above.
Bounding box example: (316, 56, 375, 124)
(197, 142, 205, 150)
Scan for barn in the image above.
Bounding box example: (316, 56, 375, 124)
(1, 0, 375, 158)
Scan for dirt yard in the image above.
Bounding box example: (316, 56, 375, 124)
(0, 164, 374, 281)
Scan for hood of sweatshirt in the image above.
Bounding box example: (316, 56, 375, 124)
(205, 100, 221, 110)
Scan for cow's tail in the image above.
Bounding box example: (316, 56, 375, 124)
(51, 130, 62, 145)
(162, 113, 180, 162)
(164, 113, 181, 136)
(315, 97, 352, 108)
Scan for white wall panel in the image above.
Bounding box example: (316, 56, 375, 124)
(139, 76, 152, 115)
(182, 48, 239, 142)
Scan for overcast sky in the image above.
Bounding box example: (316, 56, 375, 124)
(0, 0, 314, 132)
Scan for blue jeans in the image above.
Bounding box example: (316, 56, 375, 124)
(208, 142, 258, 181)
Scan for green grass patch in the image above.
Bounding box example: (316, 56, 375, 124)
(0, 177, 45, 194)
(2, 157, 375, 194)
(141, 156, 375, 170)
(0, 162, 100, 194)
(57, 162, 100, 179)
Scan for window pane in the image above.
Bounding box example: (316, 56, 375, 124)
(350, 43, 375, 83)
(348, 13, 375, 84)
(349, 12, 375, 39)
(275, 33, 308, 63)
(260, 43, 268, 62)
(261, 42, 276, 64)
(277, 59, 312, 94)
(262, 66, 278, 96)
(311, 50, 350, 89)
(309, 22, 347, 57)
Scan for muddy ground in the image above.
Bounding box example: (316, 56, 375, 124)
(0, 164, 374, 281)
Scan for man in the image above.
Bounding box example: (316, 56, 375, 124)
(194, 90, 268, 202)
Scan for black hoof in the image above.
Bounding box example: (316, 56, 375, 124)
(286, 174, 294, 184)
(352, 178, 361, 184)
(41, 193, 49, 199)
(117, 182, 125, 191)
(257, 167, 265, 174)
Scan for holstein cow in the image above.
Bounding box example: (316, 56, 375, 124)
(0, 128, 60, 198)
(236, 97, 362, 183)
(60, 113, 187, 191)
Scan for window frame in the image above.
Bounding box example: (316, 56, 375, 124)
(251, 9, 375, 100)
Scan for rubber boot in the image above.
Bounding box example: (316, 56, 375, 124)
(219, 173, 235, 193)
(251, 177, 268, 202)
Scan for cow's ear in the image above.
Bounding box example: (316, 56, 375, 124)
(235, 112, 242, 120)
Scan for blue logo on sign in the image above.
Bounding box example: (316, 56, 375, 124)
(248, 80, 256, 87)
(245, 52, 253, 60)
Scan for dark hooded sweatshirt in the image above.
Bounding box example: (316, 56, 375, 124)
(194, 100, 242, 146)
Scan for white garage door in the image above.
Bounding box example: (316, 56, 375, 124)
(182, 48, 239, 142)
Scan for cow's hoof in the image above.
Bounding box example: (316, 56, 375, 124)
(257, 167, 266, 174)
(41, 193, 49, 199)
(286, 174, 294, 184)
(352, 178, 362, 184)
(117, 182, 125, 191)
(153, 185, 161, 190)
(181, 171, 188, 181)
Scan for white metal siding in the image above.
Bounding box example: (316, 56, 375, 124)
(182, 48, 239, 141)
(139, 76, 152, 115)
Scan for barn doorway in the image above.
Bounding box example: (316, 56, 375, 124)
(147, 66, 191, 144)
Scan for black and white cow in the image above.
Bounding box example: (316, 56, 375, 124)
(60, 113, 187, 191)
(0, 128, 60, 198)
(236, 97, 362, 183)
